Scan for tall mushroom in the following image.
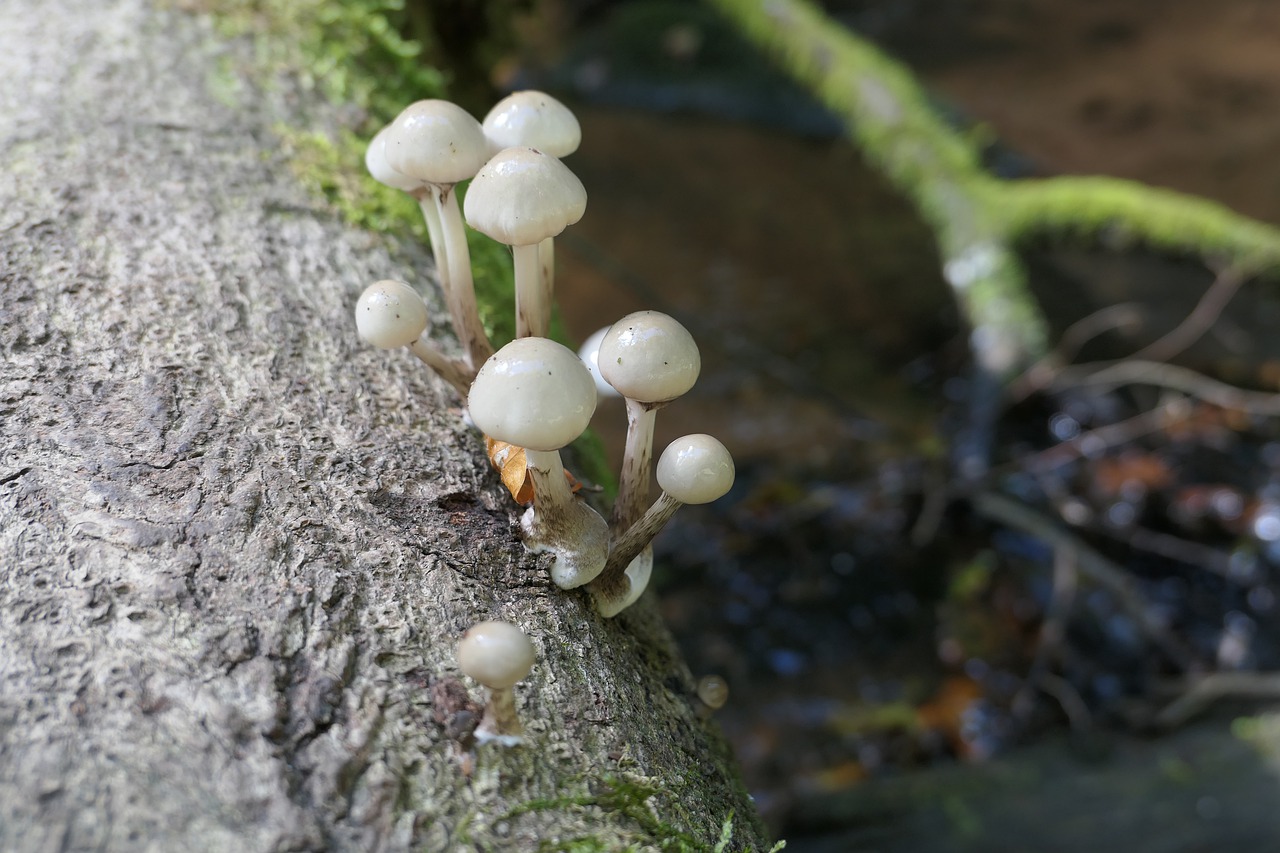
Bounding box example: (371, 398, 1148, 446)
(481, 90, 582, 310)
(463, 147, 586, 339)
(588, 311, 700, 616)
(597, 311, 701, 529)
(591, 434, 735, 617)
(467, 337, 609, 589)
(384, 100, 493, 369)
(456, 620, 536, 746)
(366, 126, 445, 279)
(364, 126, 448, 297)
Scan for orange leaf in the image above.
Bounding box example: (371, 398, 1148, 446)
(485, 437, 584, 506)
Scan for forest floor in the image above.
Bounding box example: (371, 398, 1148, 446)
(519, 0, 1280, 847)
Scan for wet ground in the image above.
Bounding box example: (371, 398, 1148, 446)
(506, 0, 1280, 845)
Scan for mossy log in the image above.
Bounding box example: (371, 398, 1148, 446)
(0, 1, 768, 850)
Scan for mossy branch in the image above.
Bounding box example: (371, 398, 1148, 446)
(1003, 178, 1280, 271)
(707, 0, 1280, 370)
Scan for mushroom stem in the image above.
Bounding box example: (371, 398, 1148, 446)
(432, 185, 494, 369)
(513, 242, 544, 338)
(538, 236, 555, 332)
(523, 448, 609, 589)
(408, 338, 473, 397)
(525, 448, 574, 507)
(475, 686, 523, 745)
(413, 189, 449, 292)
(589, 547, 653, 619)
(612, 399, 659, 530)
(603, 492, 682, 578)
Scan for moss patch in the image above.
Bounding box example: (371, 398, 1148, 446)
(506, 774, 785, 853)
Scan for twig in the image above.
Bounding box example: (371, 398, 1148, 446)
(1131, 266, 1247, 364)
(974, 492, 1194, 670)
(1154, 672, 1280, 729)
(1014, 546, 1083, 727)
(1035, 672, 1093, 732)
(1010, 303, 1145, 400)
(1062, 360, 1280, 416)
(1022, 396, 1187, 475)
(911, 396, 1187, 546)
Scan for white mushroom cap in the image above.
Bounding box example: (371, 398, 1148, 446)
(656, 434, 735, 504)
(578, 325, 622, 399)
(384, 100, 489, 186)
(597, 311, 701, 404)
(365, 126, 421, 193)
(468, 337, 598, 451)
(355, 280, 429, 349)
(457, 621, 535, 690)
(463, 147, 587, 247)
(482, 90, 581, 158)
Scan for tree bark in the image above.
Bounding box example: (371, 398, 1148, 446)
(0, 1, 768, 850)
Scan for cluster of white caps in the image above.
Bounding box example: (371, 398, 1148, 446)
(356, 91, 735, 742)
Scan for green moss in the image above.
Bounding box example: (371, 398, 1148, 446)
(1005, 177, 1280, 272)
(197, 0, 445, 121)
(506, 774, 781, 853)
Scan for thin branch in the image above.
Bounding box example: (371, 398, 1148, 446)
(974, 492, 1194, 670)
(710, 0, 1280, 370)
(1131, 266, 1247, 364)
(1062, 360, 1280, 416)
(1014, 546, 1085, 728)
(1009, 303, 1145, 400)
(1154, 672, 1280, 729)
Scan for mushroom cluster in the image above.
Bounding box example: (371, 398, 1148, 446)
(354, 91, 734, 619)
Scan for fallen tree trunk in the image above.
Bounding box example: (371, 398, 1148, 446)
(0, 1, 769, 849)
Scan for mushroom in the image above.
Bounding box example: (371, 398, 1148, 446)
(696, 674, 730, 717)
(596, 311, 700, 530)
(365, 127, 449, 303)
(481, 90, 582, 310)
(590, 434, 734, 617)
(354, 280, 472, 397)
(463, 147, 586, 339)
(577, 324, 622, 400)
(456, 620, 536, 746)
(467, 337, 609, 588)
(384, 100, 493, 369)
(482, 90, 581, 158)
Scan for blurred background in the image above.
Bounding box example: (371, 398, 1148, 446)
(411, 1, 1280, 848)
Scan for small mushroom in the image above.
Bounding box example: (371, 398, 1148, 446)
(590, 434, 734, 617)
(481, 90, 583, 308)
(463, 147, 586, 339)
(384, 100, 493, 369)
(355, 279, 428, 350)
(456, 620, 536, 746)
(696, 674, 730, 717)
(354, 280, 471, 397)
(468, 337, 609, 588)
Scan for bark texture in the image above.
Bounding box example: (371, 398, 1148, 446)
(0, 1, 767, 850)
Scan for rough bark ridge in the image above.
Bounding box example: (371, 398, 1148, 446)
(0, 1, 767, 849)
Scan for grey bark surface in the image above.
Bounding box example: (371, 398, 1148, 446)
(0, 1, 767, 850)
